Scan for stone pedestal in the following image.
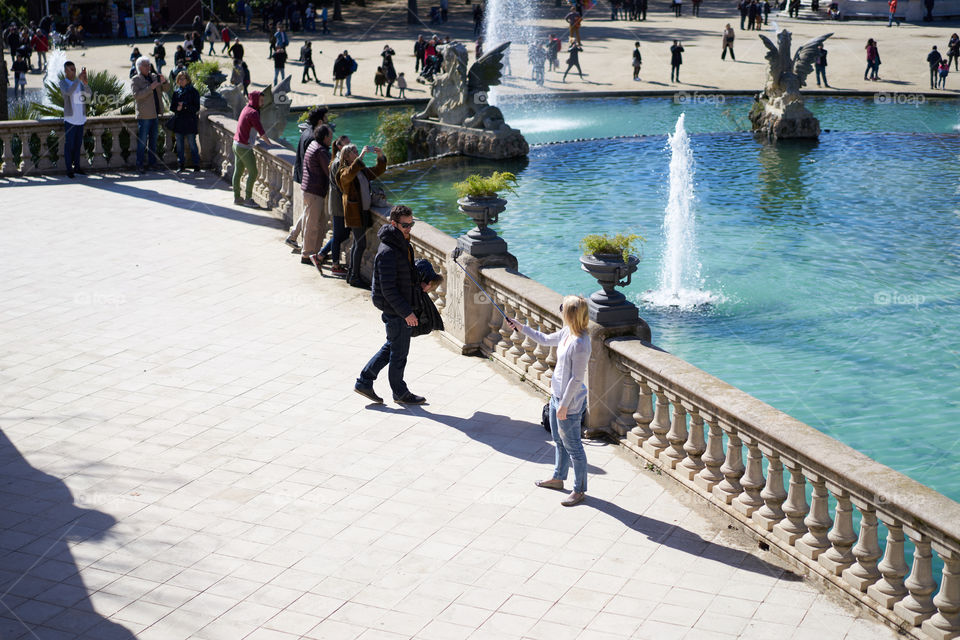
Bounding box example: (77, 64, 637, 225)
(750, 100, 821, 140)
(442, 250, 518, 354)
(408, 119, 528, 160)
(585, 323, 647, 433)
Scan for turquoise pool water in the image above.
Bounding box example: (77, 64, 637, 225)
(286, 97, 960, 503)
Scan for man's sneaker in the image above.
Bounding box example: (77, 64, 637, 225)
(284, 237, 300, 250)
(354, 384, 383, 404)
(234, 197, 244, 205)
(244, 198, 260, 209)
(394, 392, 426, 405)
(330, 265, 348, 277)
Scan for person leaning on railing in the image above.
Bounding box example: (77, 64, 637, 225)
(232, 91, 272, 207)
(507, 296, 591, 507)
(336, 143, 386, 288)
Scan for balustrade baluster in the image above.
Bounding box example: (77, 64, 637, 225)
(531, 326, 550, 381)
(893, 528, 938, 625)
(922, 544, 960, 640)
(1, 132, 16, 175)
(43, 128, 59, 171)
(732, 436, 765, 516)
(713, 424, 744, 504)
(507, 308, 525, 364)
(753, 448, 787, 531)
(483, 303, 502, 353)
(796, 474, 833, 559)
(642, 386, 671, 457)
(89, 126, 107, 169)
(842, 500, 882, 591)
(694, 415, 724, 492)
(867, 517, 909, 608)
(627, 378, 654, 446)
(773, 461, 809, 544)
(663, 401, 688, 467)
(677, 410, 705, 480)
(543, 345, 556, 385)
(819, 485, 857, 574)
(611, 364, 637, 438)
(519, 315, 538, 371)
(496, 302, 513, 358)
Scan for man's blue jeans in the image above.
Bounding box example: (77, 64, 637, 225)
(63, 122, 84, 173)
(319, 215, 348, 264)
(815, 66, 827, 86)
(358, 313, 412, 397)
(274, 67, 285, 84)
(175, 132, 199, 167)
(136, 118, 159, 169)
(346, 74, 352, 94)
(548, 396, 587, 492)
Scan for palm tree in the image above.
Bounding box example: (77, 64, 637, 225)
(33, 69, 134, 118)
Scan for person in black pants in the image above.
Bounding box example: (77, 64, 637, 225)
(563, 40, 583, 81)
(337, 144, 387, 287)
(670, 40, 684, 82)
(738, 0, 748, 29)
(354, 205, 426, 406)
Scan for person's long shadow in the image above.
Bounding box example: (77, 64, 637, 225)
(588, 495, 802, 579)
(81, 174, 286, 230)
(367, 405, 607, 475)
(0, 428, 136, 640)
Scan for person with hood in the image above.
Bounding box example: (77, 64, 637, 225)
(337, 143, 387, 287)
(169, 70, 201, 172)
(232, 91, 272, 206)
(354, 205, 427, 406)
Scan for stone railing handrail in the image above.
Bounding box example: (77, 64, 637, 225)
(608, 337, 960, 546)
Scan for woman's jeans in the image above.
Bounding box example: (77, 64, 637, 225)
(348, 226, 367, 283)
(175, 132, 199, 167)
(319, 215, 347, 264)
(548, 396, 587, 493)
(232, 142, 258, 200)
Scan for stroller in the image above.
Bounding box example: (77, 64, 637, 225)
(419, 53, 442, 81)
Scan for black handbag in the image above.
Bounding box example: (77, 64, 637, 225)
(411, 289, 443, 337)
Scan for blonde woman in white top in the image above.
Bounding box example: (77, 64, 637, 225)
(508, 295, 591, 506)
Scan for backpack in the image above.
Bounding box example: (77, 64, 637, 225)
(349, 58, 358, 73)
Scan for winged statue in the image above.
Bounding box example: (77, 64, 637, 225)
(750, 29, 832, 139)
(415, 41, 512, 131)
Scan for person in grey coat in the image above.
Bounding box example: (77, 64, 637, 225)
(508, 295, 592, 506)
(60, 61, 92, 178)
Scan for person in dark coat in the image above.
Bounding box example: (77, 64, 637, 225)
(670, 40, 684, 82)
(169, 71, 201, 172)
(355, 205, 426, 406)
(381, 45, 397, 96)
(287, 107, 329, 252)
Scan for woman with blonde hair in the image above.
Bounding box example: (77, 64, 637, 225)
(508, 295, 591, 506)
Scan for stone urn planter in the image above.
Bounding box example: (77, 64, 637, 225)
(456, 195, 508, 257)
(580, 252, 641, 326)
(202, 70, 228, 111)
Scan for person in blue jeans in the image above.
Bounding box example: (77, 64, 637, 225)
(130, 57, 170, 173)
(508, 295, 591, 506)
(60, 61, 91, 179)
(355, 205, 427, 406)
(169, 71, 201, 172)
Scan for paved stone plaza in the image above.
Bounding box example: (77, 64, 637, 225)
(0, 174, 900, 639)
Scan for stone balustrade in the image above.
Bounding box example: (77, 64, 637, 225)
(0, 115, 178, 176)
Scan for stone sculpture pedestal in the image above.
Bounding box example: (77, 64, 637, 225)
(408, 119, 529, 160)
(750, 100, 821, 140)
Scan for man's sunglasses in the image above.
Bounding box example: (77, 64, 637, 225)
(399, 221, 415, 229)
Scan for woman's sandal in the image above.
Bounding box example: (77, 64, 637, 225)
(535, 478, 564, 490)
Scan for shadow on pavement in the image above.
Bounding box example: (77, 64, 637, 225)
(0, 428, 136, 640)
(587, 494, 804, 579)
(82, 174, 286, 230)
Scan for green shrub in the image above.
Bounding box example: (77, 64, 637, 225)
(579, 233, 644, 261)
(453, 171, 518, 199)
(372, 108, 413, 164)
(187, 60, 222, 96)
(34, 69, 133, 118)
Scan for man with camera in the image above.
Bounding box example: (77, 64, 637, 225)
(60, 61, 91, 179)
(131, 56, 170, 173)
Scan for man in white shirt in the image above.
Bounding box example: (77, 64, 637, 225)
(59, 61, 91, 178)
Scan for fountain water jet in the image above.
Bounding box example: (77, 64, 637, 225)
(42, 47, 69, 108)
(482, 0, 541, 104)
(644, 114, 721, 309)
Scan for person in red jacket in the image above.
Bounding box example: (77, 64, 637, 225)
(221, 25, 232, 54)
(31, 30, 49, 71)
(232, 91, 272, 206)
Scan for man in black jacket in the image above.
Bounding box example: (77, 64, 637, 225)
(286, 107, 328, 253)
(355, 205, 426, 406)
